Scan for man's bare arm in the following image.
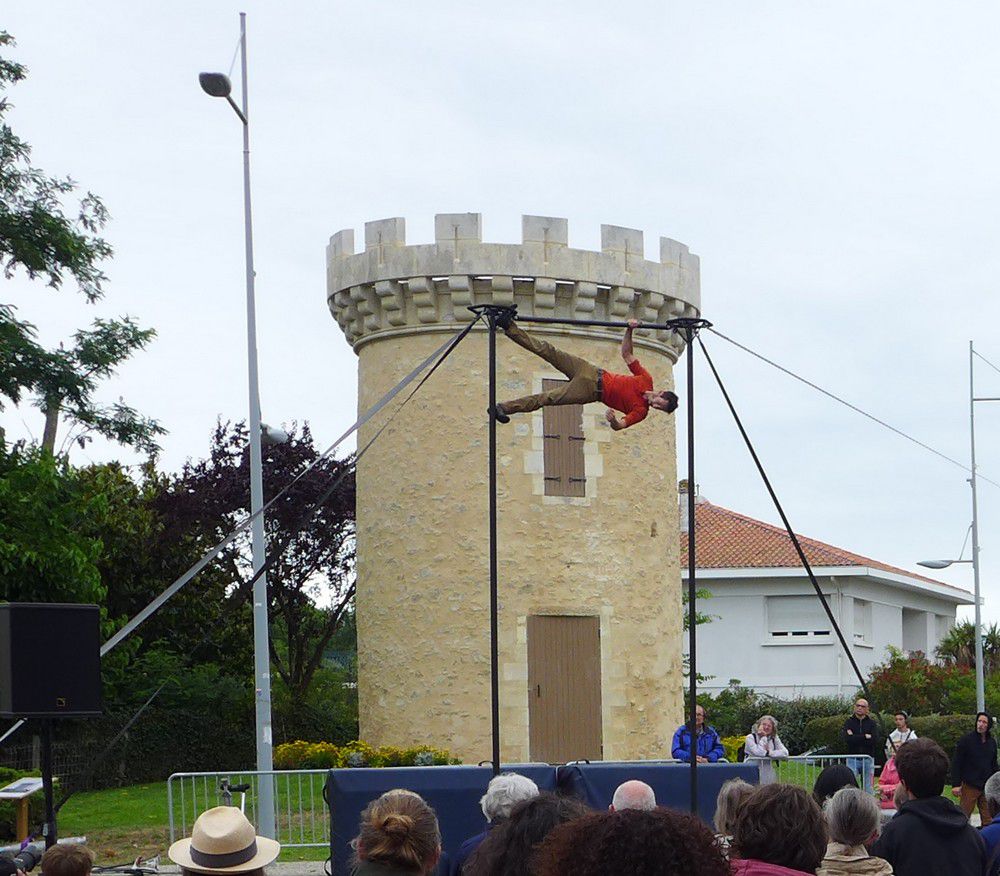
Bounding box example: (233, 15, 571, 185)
(621, 318, 638, 364)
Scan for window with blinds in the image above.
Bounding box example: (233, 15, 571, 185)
(541, 379, 586, 498)
(766, 595, 832, 640)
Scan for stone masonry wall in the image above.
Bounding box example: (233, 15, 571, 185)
(330, 214, 696, 762)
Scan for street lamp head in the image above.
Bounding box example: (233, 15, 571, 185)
(917, 559, 954, 569)
(199, 72, 232, 98)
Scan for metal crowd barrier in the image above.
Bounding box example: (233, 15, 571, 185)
(744, 754, 875, 793)
(167, 770, 330, 849)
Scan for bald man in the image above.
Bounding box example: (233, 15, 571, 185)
(610, 780, 656, 812)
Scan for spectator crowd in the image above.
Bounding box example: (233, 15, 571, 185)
(148, 706, 1000, 876)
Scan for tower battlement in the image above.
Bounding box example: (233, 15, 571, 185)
(327, 213, 700, 360)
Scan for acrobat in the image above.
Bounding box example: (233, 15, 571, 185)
(489, 308, 678, 430)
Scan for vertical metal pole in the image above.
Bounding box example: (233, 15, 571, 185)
(41, 720, 56, 848)
(488, 314, 501, 776)
(970, 340, 985, 713)
(685, 328, 698, 814)
(239, 12, 275, 837)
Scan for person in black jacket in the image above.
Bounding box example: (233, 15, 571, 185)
(871, 737, 985, 876)
(841, 698, 878, 757)
(951, 710, 999, 826)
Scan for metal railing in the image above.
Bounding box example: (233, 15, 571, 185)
(745, 754, 875, 793)
(167, 770, 330, 849)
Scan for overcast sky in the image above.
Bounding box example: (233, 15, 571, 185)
(3, 2, 1000, 628)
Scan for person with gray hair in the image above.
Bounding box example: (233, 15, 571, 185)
(816, 786, 892, 875)
(713, 778, 754, 857)
(609, 779, 656, 812)
(449, 773, 539, 875)
(744, 714, 789, 784)
(981, 772, 1000, 874)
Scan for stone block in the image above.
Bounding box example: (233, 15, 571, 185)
(522, 215, 569, 246)
(328, 228, 355, 259)
(491, 275, 514, 306)
(659, 237, 689, 266)
(435, 213, 482, 246)
(602, 224, 644, 258)
(365, 217, 406, 253)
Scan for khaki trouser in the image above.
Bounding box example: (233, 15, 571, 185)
(958, 783, 992, 825)
(499, 322, 601, 414)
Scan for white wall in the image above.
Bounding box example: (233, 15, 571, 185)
(685, 573, 963, 698)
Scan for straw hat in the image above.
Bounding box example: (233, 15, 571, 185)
(169, 807, 281, 873)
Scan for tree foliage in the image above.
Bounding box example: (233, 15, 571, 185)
(0, 32, 110, 299)
(936, 620, 1000, 675)
(0, 31, 161, 453)
(0, 443, 105, 604)
(163, 421, 356, 697)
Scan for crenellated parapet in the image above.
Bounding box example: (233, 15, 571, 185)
(327, 213, 701, 361)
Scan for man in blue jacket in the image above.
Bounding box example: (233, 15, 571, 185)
(671, 704, 726, 763)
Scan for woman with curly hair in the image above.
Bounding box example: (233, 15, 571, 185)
(461, 792, 589, 876)
(730, 783, 828, 875)
(351, 789, 441, 875)
(532, 807, 729, 876)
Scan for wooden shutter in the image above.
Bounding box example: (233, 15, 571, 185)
(541, 379, 586, 497)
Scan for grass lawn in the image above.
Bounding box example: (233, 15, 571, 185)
(44, 783, 329, 865)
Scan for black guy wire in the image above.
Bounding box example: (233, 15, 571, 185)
(47, 314, 485, 820)
(708, 327, 1000, 490)
(697, 336, 879, 709)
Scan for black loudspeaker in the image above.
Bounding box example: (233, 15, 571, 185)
(0, 603, 102, 717)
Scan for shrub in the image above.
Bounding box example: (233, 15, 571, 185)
(804, 713, 977, 756)
(273, 740, 459, 770)
(865, 647, 969, 716)
(721, 735, 745, 762)
(698, 682, 853, 754)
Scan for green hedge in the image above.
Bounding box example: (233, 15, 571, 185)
(804, 714, 977, 756)
(0, 767, 47, 841)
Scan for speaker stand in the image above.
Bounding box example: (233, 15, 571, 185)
(41, 720, 57, 848)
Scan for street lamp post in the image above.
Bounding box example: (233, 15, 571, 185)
(919, 340, 1000, 714)
(200, 12, 275, 838)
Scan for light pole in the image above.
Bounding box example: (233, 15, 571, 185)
(200, 13, 275, 838)
(919, 340, 1000, 714)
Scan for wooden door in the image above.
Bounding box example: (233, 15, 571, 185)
(527, 615, 602, 762)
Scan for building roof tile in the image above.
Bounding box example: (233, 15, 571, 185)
(679, 500, 972, 596)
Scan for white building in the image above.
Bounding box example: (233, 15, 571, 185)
(681, 493, 975, 697)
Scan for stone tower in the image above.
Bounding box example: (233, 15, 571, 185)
(327, 214, 701, 763)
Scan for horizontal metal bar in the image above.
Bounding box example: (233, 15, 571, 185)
(515, 315, 674, 330)
(973, 397, 1000, 402)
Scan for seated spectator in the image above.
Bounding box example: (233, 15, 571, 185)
(40, 845, 95, 876)
(744, 714, 789, 784)
(671, 704, 726, 763)
(713, 778, 754, 857)
(816, 787, 892, 875)
(814, 763, 860, 806)
(532, 808, 729, 875)
(885, 711, 917, 759)
(730, 783, 828, 875)
(450, 773, 538, 874)
(169, 806, 281, 876)
(980, 772, 1000, 875)
(462, 792, 589, 876)
(870, 737, 985, 876)
(878, 756, 901, 810)
(351, 789, 442, 875)
(610, 779, 656, 811)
